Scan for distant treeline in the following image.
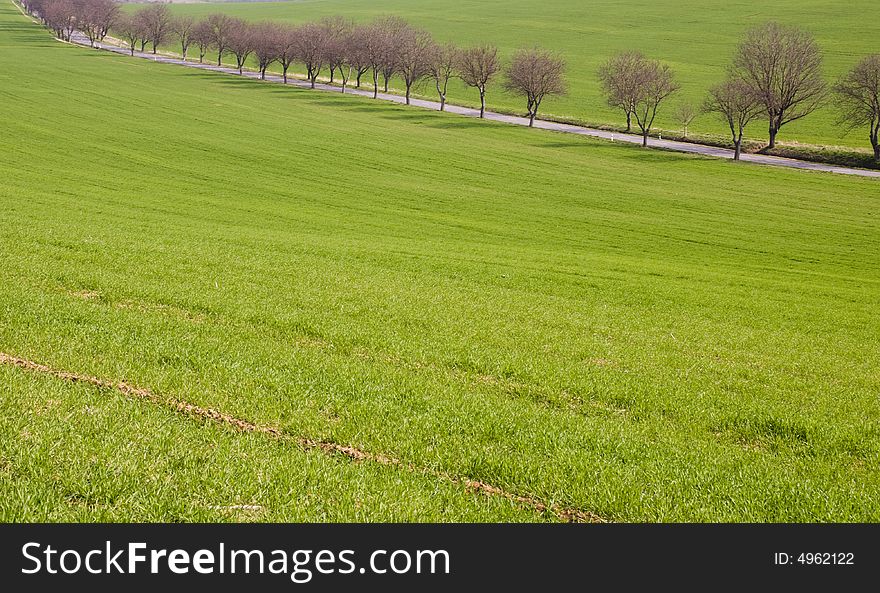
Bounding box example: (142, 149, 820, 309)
(20, 0, 880, 159)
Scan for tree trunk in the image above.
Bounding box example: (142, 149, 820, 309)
(217, 54, 222, 67)
(405, 85, 411, 105)
(311, 76, 316, 89)
(130, 46, 134, 56)
(626, 112, 631, 132)
(768, 124, 778, 149)
(152, 42, 157, 55)
(373, 71, 379, 99)
(440, 95, 446, 112)
(874, 142, 880, 162)
(734, 139, 742, 161)
(642, 130, 648, 147)
(383, 74, 389, 92)
(283, 66, 288, 83)
(356, 71, 362, 88)
(529, 113, 535, 127)
(260, 67, 266, 80)
(182, 46, 187, 62)
(479, 89, 486, 118)
(329, 66, 335, 83)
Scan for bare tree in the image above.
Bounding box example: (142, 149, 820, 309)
(374, 16, 408, 92)
(632, 58, 679, 146)
(43, 0, 76, 41)
(115, 13, 140, 56)
(192, 19, 213, 64)
(363, 22, 386, 98)
(138, 2, 171, 55)
(171, 15, 196, 62)
(704, 78, 763, 160)
(347, 25, 372, 89)
(674, 102, 698, 138)
(134, 9, 151, 52)
(834, 55, 880, 161)
(77, 0, 118, 47)
(275, 25, 298, 84)
(320, 15, 351, 84)
(396, 27, 434, 105)
(252, 22, 281, 80)
(457, 45, 500, 118)
(504, 47, 567, 127)
(598, 51, 646, 133)
(206, 13, 235, 67)
(733, 22, 827, 148)
(295, 22, 329, 88)
(332, 30, 359, 93)
(429, 42, 458, 111)
(227, 19, 254, 75)
(95, 0, 115, 41)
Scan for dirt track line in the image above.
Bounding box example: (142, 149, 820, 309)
(0, 351, 605, 523)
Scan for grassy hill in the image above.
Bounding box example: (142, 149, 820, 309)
(148, 0, 880, 153)
(2, 1, 879, 521)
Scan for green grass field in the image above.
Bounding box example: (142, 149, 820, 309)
(2, 1, 880, 522)
(145, 0, 880, 152)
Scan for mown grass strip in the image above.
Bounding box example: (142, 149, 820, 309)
(0, 352, 605, 523)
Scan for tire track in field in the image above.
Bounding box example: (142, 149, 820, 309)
(0, 351, 605, 523)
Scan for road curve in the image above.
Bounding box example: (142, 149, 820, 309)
(70, 32, 880, 180)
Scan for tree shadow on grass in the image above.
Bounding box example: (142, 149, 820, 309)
(541, 139, 707, 164)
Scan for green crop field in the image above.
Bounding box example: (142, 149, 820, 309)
(146, 0, 880, 152)
(2, 1, 880, 522)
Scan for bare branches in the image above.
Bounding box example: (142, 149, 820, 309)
(136, 2, 171, 55)
(205, 13, 234, 67)
(320, 16, 352, 84)
(429, 42, 458, 111)
(347, 26, 372, 89)
(834, 55, 880, 161)
(171, 15, 196, 61)
(374, 16, 408, 93)
(599, 51, 682, 142)
(704, 77, 763, 159)
(295, 22, 329, 88)
(274, 25, 298, 84)
(504, 47, 567, 127)
(598, 51, 646, 132)
(114, 14, 140, 56)
(41, 0, 76, 42)
(251, 22, 281, 80)
(674, 102, 698, 138)
(631, 59, 679, 146)
(77, 0, 118, 47)
(226, 19, 254, 75)
(457, 45, 500, 118)
(733, 22, 826, 148)
(191, 19, 213, 64)
(396, 26, 434, 105)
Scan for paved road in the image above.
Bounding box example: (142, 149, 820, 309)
(72, 32, 880, 180)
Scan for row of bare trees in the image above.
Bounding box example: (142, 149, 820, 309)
(600, 22, 880, 160)
(109, 9, 569, 126)
(20, 0, 880, 160)
(24, 0, 117, 46)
